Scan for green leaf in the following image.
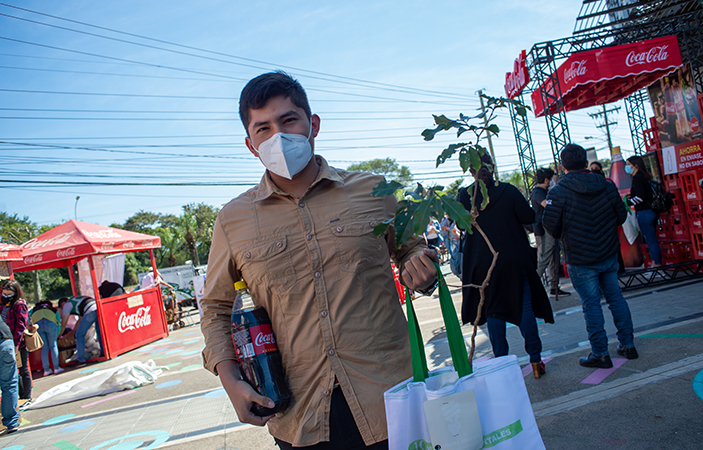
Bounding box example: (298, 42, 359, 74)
(372, 218, 393, 237)
(516, 106, 527, 117)
(393, 202, 419, 248)
(478, 179, 490, 210)
(459, 150, 471, 173)
(433, 114, 456, 126)
(486, 124, 500, 135)
(469, 148, 482, 172)
(371, 180, 403, 197)
(412, 196, 435, 237)
(441, 196, 473, 234)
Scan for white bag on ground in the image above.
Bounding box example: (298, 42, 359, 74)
(29, 360, 164, 409)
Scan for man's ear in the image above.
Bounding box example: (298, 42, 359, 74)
(311, 114, 321, 139)
(245, 136, 259, 158)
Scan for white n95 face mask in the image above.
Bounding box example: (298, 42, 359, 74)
(255, 122, 313, 180)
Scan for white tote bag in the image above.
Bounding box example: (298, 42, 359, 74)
(384, 266, 545, 450)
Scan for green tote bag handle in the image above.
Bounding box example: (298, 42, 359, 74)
(406, 262, 471, 382)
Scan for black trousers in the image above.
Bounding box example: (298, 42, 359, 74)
(275, 388, 388, 450)
(18, 346, 32, 400)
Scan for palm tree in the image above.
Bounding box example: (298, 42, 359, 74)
(180, 212, 200, 266)
(156, 227, 185, 267)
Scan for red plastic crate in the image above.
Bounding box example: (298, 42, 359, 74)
(687, 204, 703, 231)
(670, 189, 684, 215)
(640, 244, 654, 268)
(692, 231, 703, 259)
(661, 242, 692, 265)
(663, 173, 680, 190)
(680, 170, 703, 202)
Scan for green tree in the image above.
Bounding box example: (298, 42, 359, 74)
(180, 211, 199, 266)
(183, 203, 219, 266)
(499, 170, 527, 198)
(155, 227, 185, 267)
(444, 179, 466, 199)
(347, 158, 414, 188)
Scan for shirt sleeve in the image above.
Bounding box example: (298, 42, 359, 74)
(12, 301, 29, 346)
(542, 189, 563, 239)
(200, 215, 239, 376)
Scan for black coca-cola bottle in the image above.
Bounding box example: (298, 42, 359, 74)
(231, 280, 291, 416)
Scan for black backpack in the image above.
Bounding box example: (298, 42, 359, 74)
(649, 180, 673, 214)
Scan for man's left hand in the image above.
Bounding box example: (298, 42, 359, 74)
(402, 248, 439, 292)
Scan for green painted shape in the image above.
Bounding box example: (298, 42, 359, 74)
(52, 441, 84, 450)
(482, 420, 523, 448)
(407, 439, 432, 450)
(180, 364, 202, 371)
(164, 362, 182, 368)
(640, 334, 703, 338)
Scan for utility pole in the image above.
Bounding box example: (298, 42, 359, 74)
(588, 104, 621, 152)
(477, 90, 498, 174)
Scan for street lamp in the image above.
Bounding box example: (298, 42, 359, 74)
(74, 196, 80, 220)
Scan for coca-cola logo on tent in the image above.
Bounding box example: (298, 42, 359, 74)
(22, 231, 75, 250)
(123, 241, 135, 248)
(626, 45, 669, 67)
(101, 242, 115, 250)
(56, 247, 76, 258)
(118, 306, 152, 333)
(23, 254, 43, 264)
(81, 229, 123, 239)
(563, 60, 587, 84)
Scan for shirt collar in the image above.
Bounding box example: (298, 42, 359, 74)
(253, 155, 344, 202)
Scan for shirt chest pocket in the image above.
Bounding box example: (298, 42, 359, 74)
(331, 219, 384, 272)
(241, 236, 296, 290)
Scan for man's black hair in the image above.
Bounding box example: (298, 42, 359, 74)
(590, 160, 603, 170)
(239, 71, 312, 135)
(560, 144, 588, 171)
(535, 167, 554, 184)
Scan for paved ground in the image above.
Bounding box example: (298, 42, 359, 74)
(2, 267, 703, 450)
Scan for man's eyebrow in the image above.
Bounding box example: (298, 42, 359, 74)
(250, 110, 301, 130)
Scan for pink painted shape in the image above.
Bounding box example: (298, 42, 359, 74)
(81, 390, 135, 408)
(521, 357, 554, 377)
(182, 353, 202, 360)
(580, 358, 627, 385)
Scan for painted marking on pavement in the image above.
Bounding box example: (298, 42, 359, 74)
(180, 350, 200, 356)
(78, 367, 101, 374)
(2, 446, 24, 450)
(52, 441, 82, 450)
(181, 353, 202, 360)
(521, 357, 553, 377)
(180, 364, 202, 371)
(641, 334, 703, 338)
(204, 388, 227, 398)
(164, 362, 182, 369)
(693, 370, 703, 402)
(164, 347, 186, 355)
(87, 431, 170, 450)
(81, 390, 135, 408)
(183, 331, 199, 336)
(182, 339, 201, 345)
(59, 420, 95, 433)
(155, 380, 182, 389)
(43, 414, 75, 426)
(580, 358, 627, 385)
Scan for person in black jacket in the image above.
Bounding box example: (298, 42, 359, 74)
(543, 144, 638, 368)
(458, 153, 554, 379)
(626, 155, 662, 266)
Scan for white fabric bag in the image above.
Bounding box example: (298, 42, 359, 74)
(384, 267, 545, 450)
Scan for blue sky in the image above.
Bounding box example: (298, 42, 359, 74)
(0, 0, 645, 227)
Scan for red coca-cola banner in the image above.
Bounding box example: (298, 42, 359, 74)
(0, 243, 22, 261)
(98, 288, 168, 357)
(505, 50, 530, 99)
(532, 35, 683, 117)
(661, 138, 703, 175)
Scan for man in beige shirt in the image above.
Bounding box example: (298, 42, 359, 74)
(200, 71, 438, 449)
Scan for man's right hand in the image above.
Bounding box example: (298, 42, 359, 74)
(216, 359, 276, 426)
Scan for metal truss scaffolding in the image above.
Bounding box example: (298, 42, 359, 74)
(510, 0, 703, 191)
(509, 94, 537, 193)
(623, 89, 650, 155)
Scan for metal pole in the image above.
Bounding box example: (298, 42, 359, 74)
(478, 90, 498, 173)
(74, 196, 80, 220)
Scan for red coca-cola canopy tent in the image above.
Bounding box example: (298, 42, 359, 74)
(531, 35, 683, 117)
(0, 243, 23, 261)
(13, 220, 161, 272)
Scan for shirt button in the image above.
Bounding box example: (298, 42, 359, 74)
(299, 202, 305, 208)
(276, 241, 283, 248)
(328, 349, 335, 356)
(369, 221, 375, 227)
(315, 271, 321, 278)
(245, 252, 251, 258)
(324, 389, 331, 396)
(320, 310, 328, 318)
(336, 226, 343, 232)
(306, 234, 313, 240)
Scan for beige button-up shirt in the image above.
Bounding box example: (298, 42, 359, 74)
(200, 156, 424, 446)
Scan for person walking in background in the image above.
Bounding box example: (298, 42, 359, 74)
(0, 280, 32, 408)
(543, 144, 638, 368)
(458, 153, 554, 379)
(626, 155, 663, 267)
(530, 167, 570, 298)
(0, 311, 20, 435)
(30, 300, 64, 376)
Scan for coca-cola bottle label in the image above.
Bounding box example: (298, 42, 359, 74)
(250, 324, 277, 355)
(233, 328, 255, 360)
